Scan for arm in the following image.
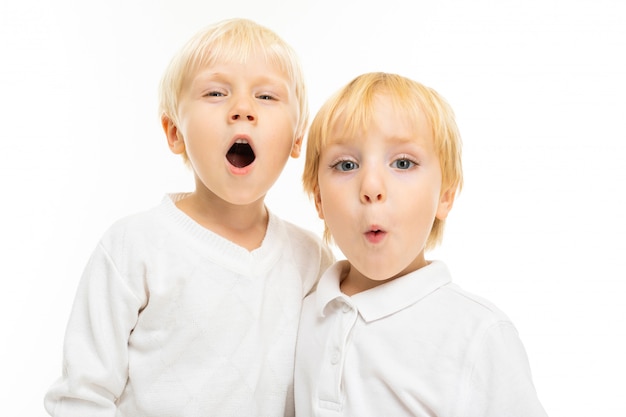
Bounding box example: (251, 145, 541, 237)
(44, 242, 143, 417)
(461, 321, 548, 417)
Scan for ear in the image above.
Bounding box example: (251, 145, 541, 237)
(435, 186, 456, 220)
(313, 185, 325, 220)
(290, 135, 303, 158)
(161, 114, 185, 155)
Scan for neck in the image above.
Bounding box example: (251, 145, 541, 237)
(175, 191, 268, 251)
(340, 256, 429, 296)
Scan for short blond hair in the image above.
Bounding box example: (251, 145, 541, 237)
(303, 72, 463, 250)
(159, 18, 308, 159)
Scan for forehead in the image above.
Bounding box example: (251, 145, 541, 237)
(186, 49, 294, 88)
(195, 54, 290, 80)
(328, 94, 432, 143)
(188, 35, 294, 77)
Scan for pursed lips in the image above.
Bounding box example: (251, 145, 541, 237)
(364, 225, 387, 244)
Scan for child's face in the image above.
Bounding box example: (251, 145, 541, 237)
(315, 94, 454, 288)
(166, 52, 302, 206)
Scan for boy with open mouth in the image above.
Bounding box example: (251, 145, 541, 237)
(45, 18, 333, 417)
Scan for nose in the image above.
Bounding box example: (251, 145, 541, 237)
(231, 113, 255, 121)
(360, 166, 386, 204)
(229, 94, 256, 123)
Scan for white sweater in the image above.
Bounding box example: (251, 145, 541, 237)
(45, 194, 334, 417)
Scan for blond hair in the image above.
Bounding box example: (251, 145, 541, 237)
(159, 18, 308, 160)
(303, 72, 463, 250)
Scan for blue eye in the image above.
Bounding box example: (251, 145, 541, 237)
(333, 160, 358, 171)
(393, 159, 415, 170)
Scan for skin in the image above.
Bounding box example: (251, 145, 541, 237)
(314, 94, 455, 295)
(162, 52, 302, 250)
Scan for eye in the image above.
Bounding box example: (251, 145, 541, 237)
(332, 159, 359, 172)
(392, 158, 416, 170)
(257, 94, 275, 100)
(204, 90, 225, 97)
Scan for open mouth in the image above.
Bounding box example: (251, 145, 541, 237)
(226, 139, 256, 168)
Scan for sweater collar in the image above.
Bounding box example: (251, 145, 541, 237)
(161, 193, 284, 276)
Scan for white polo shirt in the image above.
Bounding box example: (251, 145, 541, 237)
(294, 260, 547, 417)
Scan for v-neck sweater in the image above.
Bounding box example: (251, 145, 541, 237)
(45, 194, 334, 417)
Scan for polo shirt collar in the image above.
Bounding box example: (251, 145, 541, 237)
(315, 260, 452, 323)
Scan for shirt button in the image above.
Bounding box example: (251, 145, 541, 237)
(330, 349, 341, 364)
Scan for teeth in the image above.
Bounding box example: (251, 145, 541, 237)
(235, 138, 249, 144)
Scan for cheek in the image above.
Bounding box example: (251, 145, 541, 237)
(323, 204, 354, 242)
(274, 106, 299, 132)
(268, 121, 298, 156)
(397, 183, 441, 224)
(317, 186, 346, 225)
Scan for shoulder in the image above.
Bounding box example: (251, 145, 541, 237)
(102, 203, 165, 243)
(270, 215, 335, 292)
(419, 280, 517, 351)
(96, 196, 181, 261)
(273, 215, 333, 260)
(438, 283, 512, 324)
(274, 215, 320, 243)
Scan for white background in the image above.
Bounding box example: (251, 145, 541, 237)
(1, 0, 625, 415)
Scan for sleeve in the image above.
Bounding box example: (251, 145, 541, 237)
(319, 243, 335, 279)
(285, 223, 335, 297)
(44, 240, 144, 417)
(462, 321, 549, 417)
(304, 241, 334, 297)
